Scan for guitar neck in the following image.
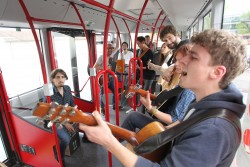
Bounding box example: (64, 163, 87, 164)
(137, 89, 156, 100)
(70, 111, 139, 146)
(34, 103, 139, 146)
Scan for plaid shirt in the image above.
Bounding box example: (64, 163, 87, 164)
(169, 88, 195, 122)
(50, 85, 74, 106)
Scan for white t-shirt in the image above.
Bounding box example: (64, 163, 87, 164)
(117, 50, 134, 65)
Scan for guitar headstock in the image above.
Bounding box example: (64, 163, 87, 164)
(124, 84, 142, 98)
(33, 102, 96, 128)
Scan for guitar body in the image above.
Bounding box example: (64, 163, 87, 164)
(134, 121, 171, 162)
(161, 73, 180, 91)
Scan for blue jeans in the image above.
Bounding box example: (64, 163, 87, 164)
(56, 126, 71, 160)
(100, 77, 115, 109)
(121, 112, 155, 131)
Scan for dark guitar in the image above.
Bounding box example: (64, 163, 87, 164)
(33, 102, 171, 162)
(124, 84, 183, 112)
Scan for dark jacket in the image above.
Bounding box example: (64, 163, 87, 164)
(135, 83, 245, 167)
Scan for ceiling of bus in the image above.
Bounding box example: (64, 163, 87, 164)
(0, 0, 210, 33)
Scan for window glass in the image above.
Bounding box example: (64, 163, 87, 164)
(75, 37, 92, 101)
(0, 28, 43, 98)
(203, 11, 211, 30)
(0, 132, 7, 162)
(52, 32, 92, 101)
(223, 0, 250, 71)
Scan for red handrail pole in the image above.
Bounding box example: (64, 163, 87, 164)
(156, 16, 166, 48)
(122, 18, 133, 49)
(71, 2, 93, 66)
(47, 31, 58, 69)
(99, 0, 115, 166)
(18, 1, 62, 166)
(18, 0, 48, 84)
(71, 2, 97, 101)
(0, 70, 22, 162)
(132, 0, 149, 111)
(150, 10, 163, 49)
(111, 16, 122, 53)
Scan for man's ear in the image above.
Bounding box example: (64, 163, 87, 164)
(210, 66, 226, 79)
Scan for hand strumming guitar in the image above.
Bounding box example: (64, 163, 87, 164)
(79, 111, 138, 167)
(139, 91, 153, 111)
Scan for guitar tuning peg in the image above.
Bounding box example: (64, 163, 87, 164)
(125, 92, 134, 98)
(47, 121, 53, 128)
(50, 102, 59, 108)
(49, 102, 58, 115)
(61, 118, 69, 125)
(135, 84, 141, 90)
(60, 103, 69, 115)
(64, 103, 69, 108)
(47, 116, 61, 128)
(36, 118, 44, 126)
(69, 105, 77, 116)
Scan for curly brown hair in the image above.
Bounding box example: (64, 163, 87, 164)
(160, 25, 178, 40)
(191, 29, 247, 88)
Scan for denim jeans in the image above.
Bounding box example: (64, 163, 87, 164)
(121, 112, 155, 131)
(56, 126, 71, 160)
(100, 77, 115, 109)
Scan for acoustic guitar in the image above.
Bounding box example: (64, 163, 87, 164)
(33, 102, 171, 162)
(124, 84, 183, 112)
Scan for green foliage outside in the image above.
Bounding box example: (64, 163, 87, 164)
(236, 11, 250, 34)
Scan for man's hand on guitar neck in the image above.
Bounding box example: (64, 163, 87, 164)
(139, 91, 154, 111)
(79, 111, 138, 167)
(79, 111, 113, 146)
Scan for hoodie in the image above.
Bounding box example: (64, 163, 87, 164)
(135, 83, 246, 167)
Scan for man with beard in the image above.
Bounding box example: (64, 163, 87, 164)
(50, 68, 75, 167)
(160, 25, 188, 66)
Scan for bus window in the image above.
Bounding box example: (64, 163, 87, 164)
(203, 11, 211, 30)
(51, 31, 92, 101)
(0, 28, 43, 98)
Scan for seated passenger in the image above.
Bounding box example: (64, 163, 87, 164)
(50, 68, 75, 167)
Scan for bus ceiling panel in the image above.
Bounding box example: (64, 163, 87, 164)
(157, 0, 210, 31)
(0, 0, 28, 28)
(0, 0, 77, 28)
(0, 0, 8, 19)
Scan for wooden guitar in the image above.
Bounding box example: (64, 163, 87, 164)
(124, 84, 183, 112)
(124, 84, 157, 100)
(33, 102, 171, 162)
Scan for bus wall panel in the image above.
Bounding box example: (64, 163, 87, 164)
(11, 114, 60, 167)
(74, 97, 95, 113)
